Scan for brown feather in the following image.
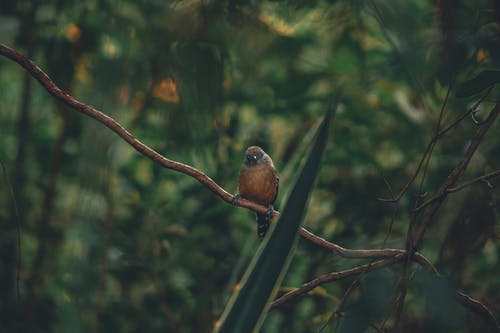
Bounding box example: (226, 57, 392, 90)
(237, 146, 279, 238)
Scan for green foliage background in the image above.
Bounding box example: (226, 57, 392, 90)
(0, 0, 499, 332)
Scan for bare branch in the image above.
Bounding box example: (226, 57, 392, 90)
(1, 162, 22, 300)
(436, 87, 491, 138)
(0, 42, 439, 271)
(378, 139, 434, 203)
(0, 42, 272, 217)
(456, 292, 500, 333)
(415, 169, 500, 211)
(414, 103, 500, 247)
(269, 255, 404, 310)
(378, 87, 493, 203)
(318, 278, 361, 331)
(299, 227, 437, 274)
(281, 231, 500, 331)
(447, 170, 499, 192)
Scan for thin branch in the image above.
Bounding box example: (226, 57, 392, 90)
(394, 84, 452, 330)
(456, 292, 500, 333)
(299, 227, 438, 274)
(404, 102, 500, 331)
(378, 139, 434, 203)
(269, 255, 405, 310)
(414, 103, 500, 247)
(1, 162, 22, 300)
(414, 169, 500, 211)
(0, 42, 272, 218)
(379, 171, 399, 244)
(436, 87, 491, 138)
(319, 279, 361, 332)
(276, 234, 500, 331)
(378, 86, 493, 203)
(447, 170, 498, 192)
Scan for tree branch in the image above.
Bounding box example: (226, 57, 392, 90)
(414, 103, 500, 247)
(0, 42, 271, 217)
(270, 255, 404, 310)
(378, 87, 492, 203)
(456, 292, 500, 332)
(414, 169, 500, 211)
(1, 42, 435, 269)
(273, 237, 500, 332)
(299, 227, 437, 274)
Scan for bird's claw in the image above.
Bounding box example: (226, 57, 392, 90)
(231, 194, 241, 205)
(266, 204, 274, 219)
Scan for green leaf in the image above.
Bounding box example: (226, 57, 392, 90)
(456, 70, 500, 97)
(214, 91, 340, 333)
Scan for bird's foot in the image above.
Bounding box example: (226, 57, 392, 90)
(231, 193, 241, 205)
(266, 204, 274, 219)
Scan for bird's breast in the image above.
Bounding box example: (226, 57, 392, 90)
(238, 164, 277, 205)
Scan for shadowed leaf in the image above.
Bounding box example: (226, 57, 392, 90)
(214, 90, 340, 333)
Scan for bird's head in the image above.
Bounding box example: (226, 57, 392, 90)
(244, 146, 266, 166)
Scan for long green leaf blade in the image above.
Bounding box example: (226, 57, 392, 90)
(215, 93, 339, 333)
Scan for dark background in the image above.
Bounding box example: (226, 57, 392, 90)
(0, 1, 499, 332)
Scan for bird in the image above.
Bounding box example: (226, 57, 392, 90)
(233, 146, 279, 239)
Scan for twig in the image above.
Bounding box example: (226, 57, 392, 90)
(378, 139, 434, 203)
(269, 255, 405, 310)
(275, 235, 500, 331)
(1, 162, 22, 300)
(456, 292, 500, 333)
(379, 172, 399, 244)
(393, 85, 453, 329)
(447, 170, 498, 192)
(378, 86, 493, 203)
(319, 279, 361, 332)
(395, 102, 500, 331)
(414, 103, 500, 247)
(436, 87, 491, 138)
(299, 227, 438, 274)
(414, 169, 500, 211)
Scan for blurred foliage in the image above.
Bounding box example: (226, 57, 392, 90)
(0, 0, 499, 332)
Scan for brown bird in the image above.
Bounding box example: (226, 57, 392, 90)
(234, 146, 279, 238)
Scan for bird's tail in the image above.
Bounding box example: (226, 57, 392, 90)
(256, 213, 270, 239)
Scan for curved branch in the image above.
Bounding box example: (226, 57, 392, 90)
(1, 42, 434, 263)
(0, 42, 271, 217)
(270, 255, 405, 310)
(272, 240, 500, 332)
(415, 169, 500, 211)
(378, 88, 492, 203)
(299, 227, 438, 274)
(456, 292, 500, 332)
